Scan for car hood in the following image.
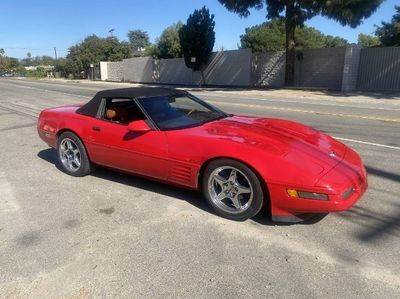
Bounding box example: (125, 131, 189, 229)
(201, 115, 346, 171)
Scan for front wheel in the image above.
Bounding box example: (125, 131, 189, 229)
(57, 132, 92, 177)
(202, 159, 264, 221)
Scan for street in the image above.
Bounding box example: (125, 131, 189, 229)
(0, 78, 399, 298)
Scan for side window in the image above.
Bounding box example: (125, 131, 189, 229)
(103, 98, 146, 125)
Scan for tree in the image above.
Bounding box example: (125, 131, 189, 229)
(180, 6, 215, 84)
(240, 20, 285, 52)
(35, 55, 56, 65)
(240, 19, 347, 52)
(66, 35, 131, 77)
(0, 49, 9, 73)
(157, 22, 183, 58)
(14, 64, 27, 76)
(323, 35, 348, 48)
(357, 33, 381, 47)
(127, 30, 151, 56)
(21, 52, 33, 66)
(0, 51, 24, 75)
(0, 48, 4, 71)
(375, 5, 400, 46)
(21, 55, 57, 66)
(26, 67, 46, 78)
(143, 44, 160, 58)
(218, 0, 383, 86)
(8, 57, 20, 69)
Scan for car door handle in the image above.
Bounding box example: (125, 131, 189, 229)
(92, 126, 101, 132)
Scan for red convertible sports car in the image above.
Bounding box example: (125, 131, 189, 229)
(38, 87, 368, 222)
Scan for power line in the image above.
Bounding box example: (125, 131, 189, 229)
(0, 46, 68, 52)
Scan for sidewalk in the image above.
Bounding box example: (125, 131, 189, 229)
(34, 78, 400, 106)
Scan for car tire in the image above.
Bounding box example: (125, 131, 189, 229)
(202, 159, 264, 221)
(57, 131, 92, 177)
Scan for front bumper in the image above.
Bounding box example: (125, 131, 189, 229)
(268, 159, 368, 218)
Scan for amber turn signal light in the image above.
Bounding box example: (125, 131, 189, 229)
(287, 189, 328, 201)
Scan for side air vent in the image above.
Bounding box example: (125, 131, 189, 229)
(170, 164, 192, 184)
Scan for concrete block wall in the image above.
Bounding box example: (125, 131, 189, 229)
(294, 47, 346, 90)
(101, 49, 252, 87)
(99, 46, 400, 91)
(157, 49, 252, 86)
(122, 57, 154, 83)
(158, 58, 202, 85)
(252, 47, 347, 90)
(341, 45, 361, 92)
(106, 61, 124, 82)
(204, 49, 252, 86)
(252, 51, 285, 87)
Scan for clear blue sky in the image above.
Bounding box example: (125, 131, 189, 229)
(0, 0, 397, 59)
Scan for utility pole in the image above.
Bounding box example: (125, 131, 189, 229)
(108, 29, 115, 37)
(53, 47, 58, 61)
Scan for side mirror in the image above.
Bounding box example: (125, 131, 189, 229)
(127, 120, 151, 132)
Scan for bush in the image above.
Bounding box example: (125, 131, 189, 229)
(26, 67, 47, 78)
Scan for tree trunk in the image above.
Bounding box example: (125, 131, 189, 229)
(285, 0, 296, 87)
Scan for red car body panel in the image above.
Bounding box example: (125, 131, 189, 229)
(38, 102, 368, 220)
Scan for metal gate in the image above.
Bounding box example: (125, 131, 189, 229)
(87, 64, 101, 80)
(357, 47, 400, 91)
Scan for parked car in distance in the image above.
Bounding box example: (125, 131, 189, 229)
(38, 87, 368, 222)
(0, 73, 13, 77)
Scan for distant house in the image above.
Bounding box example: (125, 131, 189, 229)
(132, 47, 146, 57)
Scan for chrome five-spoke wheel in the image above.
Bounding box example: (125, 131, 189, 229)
(57, 132, 92, 177)
(208, 166, 253, 214)
(59, 138, 81, 172)
(203, 159, 264, 221)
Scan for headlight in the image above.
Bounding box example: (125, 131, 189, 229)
(341, 187, 355, 199)
(287, 189, 329, 201)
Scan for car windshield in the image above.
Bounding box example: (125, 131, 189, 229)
(138, 94, 227, 130)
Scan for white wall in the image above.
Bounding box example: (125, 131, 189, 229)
(100, 62, 109, 81)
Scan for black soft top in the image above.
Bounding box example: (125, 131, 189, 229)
(77, 87, 187, 117)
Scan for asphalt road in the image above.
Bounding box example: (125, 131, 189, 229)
(0, 78, 399, 299)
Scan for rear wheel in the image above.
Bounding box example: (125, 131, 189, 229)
(202, 159, 264, 221)
(57, 132, 92, 177)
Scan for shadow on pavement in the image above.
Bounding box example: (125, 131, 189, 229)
(37, 148, 211, 215)
(366, 165, 400, 183)
(38, 148, 325, 226)
(337, 204, 400, 242)
(336, 165, 400, 242)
